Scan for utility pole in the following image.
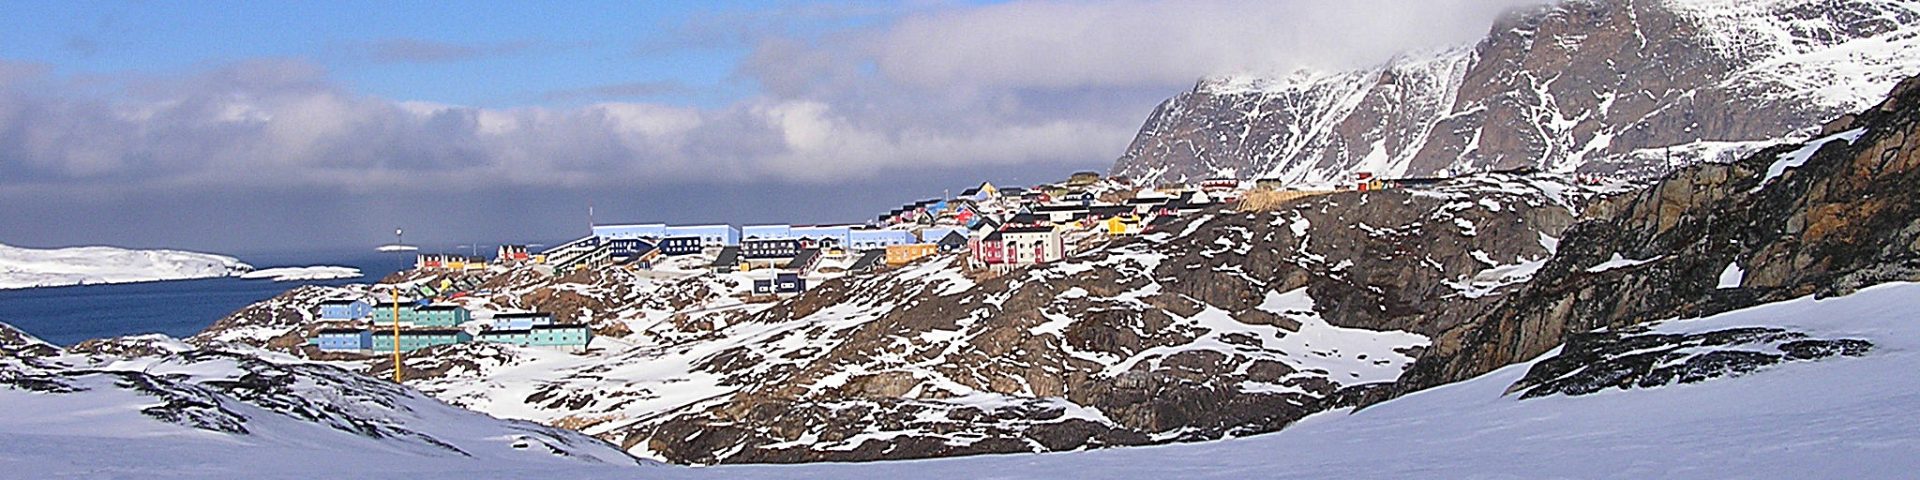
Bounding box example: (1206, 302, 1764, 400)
(391, 285, 402, 383)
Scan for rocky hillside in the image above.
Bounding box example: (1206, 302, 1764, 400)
(1111, 0, 1920, 185)
(1391, 74, 1920, 400)
(0, 327, 645, 470)
(187, 173, 1625, 465)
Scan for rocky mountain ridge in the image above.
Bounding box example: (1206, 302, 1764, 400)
(1111, 0, 1920, 185)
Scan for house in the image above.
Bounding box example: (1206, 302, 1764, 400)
(934, 231, 969, 252)
(444, 256, 467, 271)
(592, 223, 667, 240)
(752, 272, 807, 295)
(1255, 178, 1288, 191)
(1106, 215, 1143, 235)
(388, 304, 471, 328)
(317, 299, 373, 320)
(885, 243, 938, 266)
(1034, 204, 1088, 223)
(414, 253, 452, 270)
(540, 235, 610, 272)
(607, 238, 657, 261)
(311, 328, 372, 352)
(496, 245, 531, 263)
(463, 256, 488, 271)
(848, 229, 917, 250)
(973, 226, 1065, 269)
(490, 312, 554, 330)
(848, 250, 885, 274)
(743, 224, 793, 240)
(659, 236, 702, 256)
(711, 246, 742, 273)
(663, 225, 741, 247)
(370, 329, 471, 352)
(792, 225, 854, 249)
(478, 324, 592, 350)
(784, 249, 822, 271)
(742, 238, 800, 259)
(1201, 178, 1239, 193)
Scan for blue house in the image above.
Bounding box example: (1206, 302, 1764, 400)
(593, 223, 667, 240)
(663, 224, 740, 247)
(659, 236, 702, 256)
(311, 328, 372, 351)
(743, 224, 793, 240)
(753, 273, 807, 295)
(848, 229, 918, 250)
(742, 238, 800, 259)
(491, 312, 554, 330)
(318, 299, 373, 320)
(792, 225, 853, 249)
(607, 238, 656, 258)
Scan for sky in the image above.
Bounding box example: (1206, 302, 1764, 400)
(0, 0, 1543, 254)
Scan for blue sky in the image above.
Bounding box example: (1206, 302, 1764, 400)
(0, 0, 1534, 253)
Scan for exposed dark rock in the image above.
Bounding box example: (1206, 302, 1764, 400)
(1512, 326, 1872, 398)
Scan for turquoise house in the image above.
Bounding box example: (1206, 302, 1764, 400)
(370, 329, 471, 352)
(385, 304, 471, 328)
(477, 324, 592, 349)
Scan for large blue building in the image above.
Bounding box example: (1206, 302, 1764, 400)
(848, 229, 918, 250)
(593, 223, 667, 240)
(742, 224, 793, 240)
(792, 225, 853, 248)
(663, 224, 740, 246)
(317, 299, 373, 320)
(491, 312, 555, 330)
(311, 328, 372, 351)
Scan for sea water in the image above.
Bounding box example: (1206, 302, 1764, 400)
(0, 249, 415, 346)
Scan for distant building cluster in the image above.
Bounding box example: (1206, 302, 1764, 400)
(306, 299, 592, 353)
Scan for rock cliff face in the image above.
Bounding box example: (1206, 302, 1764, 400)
(1391, 74, 1920, 399)
(1111, 0, 1920, 185)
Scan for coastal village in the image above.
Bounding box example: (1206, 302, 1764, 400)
(305, 169, 1461, 354)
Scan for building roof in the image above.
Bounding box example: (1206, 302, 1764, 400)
(784, 249, 821, 269)
(317, 328, 367, 335)
(403, 329, 466, 336)
(318, 299, 366, 306)
(849, 250, 885, 270)
(416, 305, 466, 311)
(712, 246, 741, 266)
(493, 312, 551, 319)
(1034, 205, 1088, 213)
(937, 231, 968, 245)
(533, 323, 591, 330)
(1000, 226, 1056, 234)
(479, 329, 531, 336)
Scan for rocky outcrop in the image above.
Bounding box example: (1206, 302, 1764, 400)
(1511, 326, 1871, 398)
(1391, 74, 1920, 400)
(1111, 0, 1920, 185)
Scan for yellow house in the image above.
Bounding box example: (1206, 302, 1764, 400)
(885, 243, 938, 266)
(1106, 215, 1142, 235)
(444, 257, 467, 270)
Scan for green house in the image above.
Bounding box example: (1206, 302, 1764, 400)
(397, 305, 472, 328)
(370, 329, 471, 352)
(477, 324, 591, 349)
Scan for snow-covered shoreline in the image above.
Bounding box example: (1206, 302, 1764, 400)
(0, 243, 254, 290)
(238, 266, 364, 282)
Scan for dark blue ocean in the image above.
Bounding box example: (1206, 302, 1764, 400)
(0, 249, 416, 346)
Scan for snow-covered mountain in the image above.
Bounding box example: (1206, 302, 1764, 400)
(1111, 0, 1920, 185)
(0, 242, 254, 289)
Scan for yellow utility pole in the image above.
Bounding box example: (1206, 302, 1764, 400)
(391, 285, 402, 383)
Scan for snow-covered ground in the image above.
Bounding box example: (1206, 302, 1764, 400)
(238, 265, 363, 282)
(8, 280, 1915, 478)
(0, 243, 252, 290)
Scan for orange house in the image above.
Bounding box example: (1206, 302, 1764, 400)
(885, 243, 938, 266)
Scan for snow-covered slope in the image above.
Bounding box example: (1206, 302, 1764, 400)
(1112, 0, 1920, 185)
(9, 283, 1914, 479)
(0, 332, 647, 479)
(0, 242, 253, 289)
(239, 265, 364, 281)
